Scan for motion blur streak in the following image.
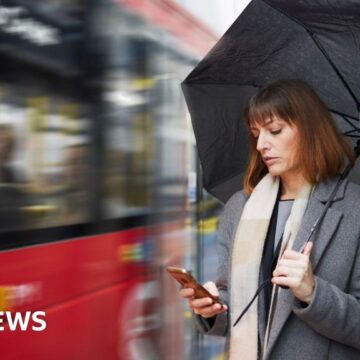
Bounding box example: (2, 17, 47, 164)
(0, 0, 224, 359)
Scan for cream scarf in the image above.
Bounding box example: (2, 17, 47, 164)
(229, 174, 312, 360)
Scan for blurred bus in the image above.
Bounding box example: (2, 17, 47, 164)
(0, 0, 223, 359)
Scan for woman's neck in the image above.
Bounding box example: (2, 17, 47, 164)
(280, 173, 307, 200)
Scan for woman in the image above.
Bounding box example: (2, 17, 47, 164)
(180, 80, 360, 359)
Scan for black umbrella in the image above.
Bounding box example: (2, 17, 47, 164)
(182, 0, 360, 203)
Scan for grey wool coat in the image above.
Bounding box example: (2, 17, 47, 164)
(196, 177, 360, 359)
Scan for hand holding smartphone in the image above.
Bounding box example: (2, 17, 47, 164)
(166, 266, 224, 306)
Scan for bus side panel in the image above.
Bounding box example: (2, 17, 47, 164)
(0, 279, 160, 360)
(0, 228, 151, 313)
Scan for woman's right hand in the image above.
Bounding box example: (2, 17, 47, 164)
(179, 281, 228, 318)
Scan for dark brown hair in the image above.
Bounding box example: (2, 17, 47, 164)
(243, 79, 355, 195)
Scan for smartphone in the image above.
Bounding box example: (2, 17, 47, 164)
(166, 266, 223, 306)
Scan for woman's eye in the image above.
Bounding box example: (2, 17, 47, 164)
(270, 129, 282, 135)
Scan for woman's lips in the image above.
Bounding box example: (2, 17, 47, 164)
(263, 157, 278, 165)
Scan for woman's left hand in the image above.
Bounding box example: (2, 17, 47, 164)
(272, 242, 315, 304)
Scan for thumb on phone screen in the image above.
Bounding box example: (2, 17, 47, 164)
(204, 281, 219, 298)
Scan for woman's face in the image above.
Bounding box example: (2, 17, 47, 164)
(250, 116, 300, 179)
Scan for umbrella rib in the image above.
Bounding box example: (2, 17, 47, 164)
(309, 31, 360, 112)
(262, 0, 360, 115)
(349, 25, 360, 54)
(343, 129, 360, 138)
(345, 134, 360, 139)
(331, 110, 359, 124)
(340, 114, 360, 131)
(346, 128, 360, 134)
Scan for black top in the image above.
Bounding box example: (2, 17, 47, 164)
(262, 198, 293, 323)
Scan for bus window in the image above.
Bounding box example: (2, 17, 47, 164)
(0, 82, 95, 232)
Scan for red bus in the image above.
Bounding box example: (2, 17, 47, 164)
(0, 0, 218, 359)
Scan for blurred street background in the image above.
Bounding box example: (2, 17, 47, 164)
(0, 0, 251, 359)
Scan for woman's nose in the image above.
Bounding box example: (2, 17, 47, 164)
(256, 131, 270, 152)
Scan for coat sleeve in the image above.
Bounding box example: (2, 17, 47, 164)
(293, 238, 360, 350)
(194, 191, 246, 336)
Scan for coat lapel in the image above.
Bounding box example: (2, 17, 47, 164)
(264, 178, 346, 359)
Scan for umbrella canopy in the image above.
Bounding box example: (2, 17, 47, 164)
(182, 0, 360, 203)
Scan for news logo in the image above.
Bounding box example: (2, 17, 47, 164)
(0, 282, 47, 331)
(0, 311, 46, 331)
